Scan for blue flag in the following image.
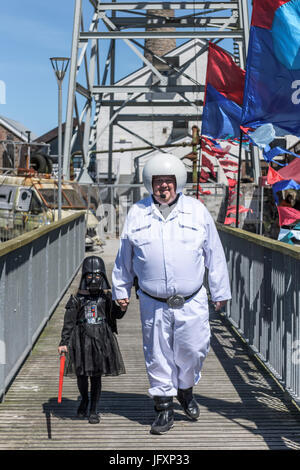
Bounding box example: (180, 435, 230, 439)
(242, 0, 300, 136)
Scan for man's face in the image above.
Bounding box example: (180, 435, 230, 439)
(152, 175, 177, 204)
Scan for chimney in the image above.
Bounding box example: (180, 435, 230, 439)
(144, 10, 176, 64)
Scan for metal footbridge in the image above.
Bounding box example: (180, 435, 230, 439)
(0, 214, 300, 450)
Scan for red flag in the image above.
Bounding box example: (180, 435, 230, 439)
(223, 168, 239, 174)
(202, 146, 230, 158)
(240, 126, 253, 134)
(201, 154, 216, 176)
(277, 206, 300, 227)
(205, 42, 246, 106)
(226, 205, 253, 215)
(199, 168, 210, 182)
(230, 190, 242, 196)
(267, 165, 285, 185)
(239, 206, 253, 214)
(198, 184, 212, 195)
(227, 177, 238, 188)
(224, 217, 237, 225)
(277, 157, 300, 184)
(219, 159, 238, 167)
(201, 136, 231, 157)
(251, 0, 290, 30)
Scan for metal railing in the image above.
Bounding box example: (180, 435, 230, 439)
(218, 224, 300, 404)
(0, 212, 85, 399)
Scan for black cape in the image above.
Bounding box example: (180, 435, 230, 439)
(60, 290, 126, 377)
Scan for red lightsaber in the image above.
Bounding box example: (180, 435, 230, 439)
(58, 353, 66, 403)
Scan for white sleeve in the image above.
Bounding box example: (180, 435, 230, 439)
(202, 208, 231, 302)
(111, 214, 135, 301)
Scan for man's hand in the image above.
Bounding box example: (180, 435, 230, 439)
(214, 300, 228, 311)
(116, 298, 130, 311)
(58, 345, 68, 355)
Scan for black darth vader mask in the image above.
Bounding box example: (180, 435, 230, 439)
(85, 272, 103, 294)
(79, 256, 111, 294)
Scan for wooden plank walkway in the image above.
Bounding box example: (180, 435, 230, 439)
(1, 239, 300, 450)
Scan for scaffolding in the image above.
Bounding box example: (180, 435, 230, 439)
(63, 0, 251, 183)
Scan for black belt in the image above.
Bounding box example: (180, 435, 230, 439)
(140, 285, 202, 308)
(77, 317, 106, 325)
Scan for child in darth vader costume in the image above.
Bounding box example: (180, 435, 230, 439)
(58, 256, 126, 424)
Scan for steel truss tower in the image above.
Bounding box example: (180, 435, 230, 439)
(63, 0, 251, 182)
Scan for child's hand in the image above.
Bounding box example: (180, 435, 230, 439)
(58, 346, 68, 355)
(117, 298, 130, 311)
(213, 300, 228, 311)
(112, 302, 127, 319)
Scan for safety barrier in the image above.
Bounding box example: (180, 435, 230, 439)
(218, 223, 300, 404)
(0, 212, 85, 399)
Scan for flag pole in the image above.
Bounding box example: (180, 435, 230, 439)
(235, 129, 243, 228)
(259, 181, 264, 235)
(196, 136, 202, 199)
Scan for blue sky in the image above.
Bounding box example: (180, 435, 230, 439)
(1, 1, 88, 138)
(0, 1, 252, 139)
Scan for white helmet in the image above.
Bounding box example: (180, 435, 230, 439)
(142, 153, 187, 194)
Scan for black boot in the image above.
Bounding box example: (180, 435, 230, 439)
(150, 397, 174, 435)
(177, 387, 200, 421)
(77, 376, 89, 418)
(89, 376, 101, 424)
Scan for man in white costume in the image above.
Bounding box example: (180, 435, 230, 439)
(112, 153, 231, 434)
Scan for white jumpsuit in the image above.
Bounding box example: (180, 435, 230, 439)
(112, 193, 231, 397)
